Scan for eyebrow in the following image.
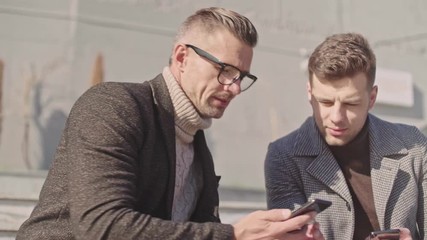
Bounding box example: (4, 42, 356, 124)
(312, 94, 362, 103)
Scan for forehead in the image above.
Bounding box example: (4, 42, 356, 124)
(311, 73, 370, 98)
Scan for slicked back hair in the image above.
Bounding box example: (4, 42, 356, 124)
(175, 7, 258, 47)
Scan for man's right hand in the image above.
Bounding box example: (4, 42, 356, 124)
(232, 209, 324, 240)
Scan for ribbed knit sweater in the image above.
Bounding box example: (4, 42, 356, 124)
(162, 67, 212, 221)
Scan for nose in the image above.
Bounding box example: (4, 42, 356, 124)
(224, 80, 242, 95)
(330, 103, 345, 124)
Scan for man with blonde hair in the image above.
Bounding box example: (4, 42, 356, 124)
(18, 7, 323, 240)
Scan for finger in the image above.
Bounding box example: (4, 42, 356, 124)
(311, 222, 321, 231)
(271, 212, 317, 234)
(306, 222, 324, 240)
(281, 209, 292, 220)
(264, 209, 317, 222)
(282, 209, 317, 221)
(398, 228, 412, 240)
(278, 226, 318, 240)
(278, 226, 307, 240)
(260, 209, 292, 222)
(313, 229, 325, 240)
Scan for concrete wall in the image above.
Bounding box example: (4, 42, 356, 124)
(0, 0, 426, 190)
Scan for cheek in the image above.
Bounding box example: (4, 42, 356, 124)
(347, 105, 368, 121)
(313, 105, 328, 120)
(194, 79, 217, 101)
(348, 111, 367, 125)
(345, 112, 357, 124)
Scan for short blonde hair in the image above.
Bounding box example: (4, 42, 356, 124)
(175, 7, 258, 47)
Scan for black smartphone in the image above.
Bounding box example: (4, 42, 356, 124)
(369, 229, 400, 239)
(290, 198, 332, 218)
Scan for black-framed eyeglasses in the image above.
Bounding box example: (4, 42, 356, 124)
(185, 44, 257, 92)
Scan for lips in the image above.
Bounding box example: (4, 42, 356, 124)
(213, 97, 230, 108)
(328, 127, 347, 137)
(212, 93, 233, 108)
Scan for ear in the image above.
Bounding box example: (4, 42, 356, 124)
(307, 81, 312, 102)
(368, 85, 378, 109)
(172, 44, 188, 71)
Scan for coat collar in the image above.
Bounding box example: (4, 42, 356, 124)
(148, 74, 176, 217)
(148, 74, 176, 157)
(291, 114, 409, 213)
(148, 74, 175, 122)
(291, 114, 408, 158)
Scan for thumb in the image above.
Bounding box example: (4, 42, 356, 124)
(263, 209, 292, 221)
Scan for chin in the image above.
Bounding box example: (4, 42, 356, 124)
(325, 137, 348, 146)
(201, 112, 223, 119)
(211, 112, 225, 119)
(203, 107, 226, 119)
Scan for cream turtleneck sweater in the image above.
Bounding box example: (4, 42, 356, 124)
(162, 67, 211, 222)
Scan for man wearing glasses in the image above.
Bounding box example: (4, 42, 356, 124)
(17, 7, 324, 240)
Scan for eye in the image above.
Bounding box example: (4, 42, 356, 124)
(345, 102, 359, 106)
(222, 67, 233, 74)
(221, 66, 240, 79)
(319, 101, 334, 107)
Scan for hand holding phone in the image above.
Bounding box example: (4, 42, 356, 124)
(369, 229, 400, 240)
(290, 198, 332, 218)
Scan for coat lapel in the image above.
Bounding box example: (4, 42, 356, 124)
(148, 75, 176, 217)
(307, 150, 353, 204)
(191, 130, 220, 222)
(293, 118, 353, 204)
(368, 115, 408, 227)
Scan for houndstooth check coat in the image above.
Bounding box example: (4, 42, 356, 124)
(265, 114, 427, 240)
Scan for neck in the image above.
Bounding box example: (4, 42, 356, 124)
(162, 66, 212, 143)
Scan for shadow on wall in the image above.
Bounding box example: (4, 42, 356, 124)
(38, 110, 67, 169)
(33, 81, 67, 170)
(27, 53, 103, 170)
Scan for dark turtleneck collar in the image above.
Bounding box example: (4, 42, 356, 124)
(329, 119, 370, 174)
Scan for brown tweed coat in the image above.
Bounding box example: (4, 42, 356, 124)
(17, 74, 233, 240)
